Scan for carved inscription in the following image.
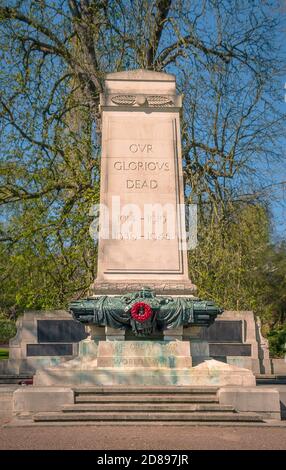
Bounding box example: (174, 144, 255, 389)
(129, 143, 153, 153)
(113, 161, 170, 171)
(112, 143, 172, 191)
(111, 341, 182, 355)
(113, 357, 173, 367)
(102, 114, 183, 273)
(126, 179, 158, 189)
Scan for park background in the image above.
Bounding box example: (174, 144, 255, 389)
(0, 0, 286, 358)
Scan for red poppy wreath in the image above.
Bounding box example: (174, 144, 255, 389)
(130, 302, 153, 322)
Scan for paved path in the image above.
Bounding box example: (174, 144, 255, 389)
(0, 424, 286, 450)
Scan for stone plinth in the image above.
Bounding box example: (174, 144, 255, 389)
(184, 310, 277, 374)
(6, 310, 85, 375)
(96, 340, 192, 368)
(33, 340, 255, 387)
(189, 359, 255, 387)
(13, 387, 74, 416)
(217, 386, 281, 420)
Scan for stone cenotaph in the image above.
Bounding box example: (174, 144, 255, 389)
(32, 70, 257, 388)
(92, 69, 196, 295)
(10, 71, 280, 423)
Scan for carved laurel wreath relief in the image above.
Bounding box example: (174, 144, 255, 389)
(111, 95, 174, 107)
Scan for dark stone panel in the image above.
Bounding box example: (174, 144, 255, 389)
(27, 343, 73, 356)
(37, 320, 86, 343)
(209, 343, 251, 357)
(200, 320, 243, 343)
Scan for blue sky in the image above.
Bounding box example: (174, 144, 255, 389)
(0, 0, 285, 243)
(267, 74, 286, 241)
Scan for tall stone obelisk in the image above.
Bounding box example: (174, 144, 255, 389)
(92, 70, 196, 295)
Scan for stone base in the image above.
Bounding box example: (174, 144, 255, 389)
(217, 386, 281, 420)
(91, 280, 197, 295)
(13, 387, 74, 416)
(0, 387, 15, 419)
(6, 339, 281, 420)
(4, 309, 85, 376)
(34, 366, 255, 387)
(34, 339, 255, 387)
(271, 358, 286, 375)
(7, 356, 75, 376)
(225, 357, 261, 375)
(0, 359, 9, 374)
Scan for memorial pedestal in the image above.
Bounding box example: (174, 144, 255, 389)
(33, 339, 255, 387)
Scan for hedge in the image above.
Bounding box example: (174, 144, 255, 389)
(0, 320, 17, 343)
(267, 325, 286, 358)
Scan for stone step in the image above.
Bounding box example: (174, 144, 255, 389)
(0, 375, 32, 385)
(63, 403, 233, 412)
(76, 394, 218, 404)
(74, 386, 218, 395)
(34, 411, 263, 423)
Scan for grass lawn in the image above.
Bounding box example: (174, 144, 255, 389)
(0, 348, 9, 360)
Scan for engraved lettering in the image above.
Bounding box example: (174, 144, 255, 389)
(126, 179, 158, 189)
(129, 144, 138, 153)
(128, 144, 153, 153)
(129, 161, 137, 170)
(114, 161, 170, 171)
(114, 161, 122, 170)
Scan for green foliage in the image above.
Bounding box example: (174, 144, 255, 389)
(189, 203, 286, 356)
(189, 203, 270, 310)
(0, 193, 99, 310)
(0, 320, 16, 343)
(0, 348, 9, 360)
(0, 1, 285, 356)
(267, 326, 286, 358)
(0, 94, 100, 311)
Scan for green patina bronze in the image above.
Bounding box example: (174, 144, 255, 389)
(69, 287, 223, 337)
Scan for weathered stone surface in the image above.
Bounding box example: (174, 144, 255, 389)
(91, 281, 197, 295)
(0, 360, 9, 374)
(5, 307, 276, 376)
(217, 386, 281, 420)
(91, 69, 196, 295)
(163, 326, 183, 340)
(5, 310, 82, 375)
(184, 310, 273, 375)
(271, 358, 286, 375)
(190, 340, 210, 366)
(189, 360, 256, 387)
(33, 341, 255, 387)
(98, 340, 190, 357)
(105, 326, 126, 341)
(0, 386, 16, 419)
(191, 341, 209, 357)
(94, 340, 192, 369)
(13, 387, 74, 415)
(226, 357, 261, 375)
